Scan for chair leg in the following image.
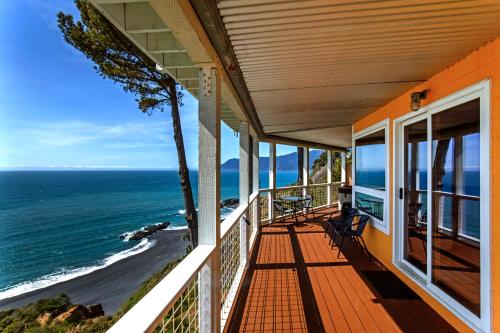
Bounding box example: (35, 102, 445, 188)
(359, 236, 371, 259)
(353, 236, 361, 248)
(324, 223, 330, 237)
(330, 231, 335, 248)
(418, 228, 427, 255)
(337, 234, 345, 258)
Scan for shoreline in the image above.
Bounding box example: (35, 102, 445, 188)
(0, 229, 188, 315)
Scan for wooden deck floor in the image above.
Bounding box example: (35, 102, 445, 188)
(225, 208, 458, 333)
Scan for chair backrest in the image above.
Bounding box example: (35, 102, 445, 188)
(273, 200, 285, 213)
(303, 195, 313, 208)
(342, 207, 357, 218)
(353, 215, 370, 236)
(340, 202, 352, 213)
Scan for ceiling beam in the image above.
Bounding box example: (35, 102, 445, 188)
(100, 2, 170, 34)
(264, 135, 347, 152)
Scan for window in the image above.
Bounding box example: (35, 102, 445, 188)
(353, 120, 389, 234)
(355, 130, 386, 190)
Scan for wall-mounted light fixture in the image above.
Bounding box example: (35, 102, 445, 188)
(410, 90, 429, 112)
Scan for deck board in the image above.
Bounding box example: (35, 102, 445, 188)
(225, 208, 458, 333)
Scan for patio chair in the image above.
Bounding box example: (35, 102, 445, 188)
(333, 214, 370, 258)
(324, 202, 356, 239)
(272, 200, 295, 224)
(300, 195, 314, 220)
(407, 202, 427, 254)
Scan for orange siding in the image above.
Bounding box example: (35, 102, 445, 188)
(353, 37, 500, 332)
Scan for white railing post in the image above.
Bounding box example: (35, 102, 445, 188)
(341, 151, 346, 184)
(252, 138, 260, 231)
(327, 150, 333, 206)
(269, 143, 276, 221)
(239, 121, 250, 267)
(302, 147, 309, 197)
(197, 65, 221, 333)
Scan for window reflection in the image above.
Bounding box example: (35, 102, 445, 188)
(431, 98, 480, 316)
(403, 119, 428, 274)
(355, 130, 385, 190)
(355, 192, 384, 220)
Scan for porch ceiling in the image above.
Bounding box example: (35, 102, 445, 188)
(90, 0, 245, 131)
(216, 0, 500, 147)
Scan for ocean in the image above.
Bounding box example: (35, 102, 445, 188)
(0, 170, 298, 299)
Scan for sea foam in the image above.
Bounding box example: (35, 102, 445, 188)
(167, 225, 188, 231)
(0, 238, 156, 300)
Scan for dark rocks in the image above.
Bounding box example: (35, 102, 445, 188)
(87, 304, 104, 317)
(126, 222, 170, 241)
(221, 198, 239, 209)
(53, 303, 105, 324)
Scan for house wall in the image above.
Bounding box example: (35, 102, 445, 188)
(353, 37, 500, 333)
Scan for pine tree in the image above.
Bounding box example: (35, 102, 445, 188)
(57, 0, 199, 248)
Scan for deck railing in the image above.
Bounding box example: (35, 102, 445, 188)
(107, 244, 214, 333)
(260, 182, 342, 224)
(108, 184, 335, 333)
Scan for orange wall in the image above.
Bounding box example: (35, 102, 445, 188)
(353, 37, 500, 332)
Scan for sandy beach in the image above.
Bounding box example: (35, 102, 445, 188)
(0, 229, 188, 314)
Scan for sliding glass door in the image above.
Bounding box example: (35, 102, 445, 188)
(395, 83, 489, 330)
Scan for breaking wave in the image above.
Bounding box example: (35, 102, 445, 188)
(0, 238, 156, 300)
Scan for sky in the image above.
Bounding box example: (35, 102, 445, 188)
(0, 1, 299, 170)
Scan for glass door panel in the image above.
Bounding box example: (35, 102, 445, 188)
(431, 98, 481, 316)
(402, 119, 428, 274)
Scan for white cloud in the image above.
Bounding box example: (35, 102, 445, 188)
(0, 116, 203, 169)
(11, 120, 171, 147)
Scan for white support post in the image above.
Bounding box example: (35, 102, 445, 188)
(341, 152, 347, 184)
(239, 121, 249, 267)
(269, 143, 276, 221)
(197, 65, 221, 333)
(252, 138, 260, 231)
(327, 150, 333, 206)
(252, 139, 260, 194)
(302, 147, 309, 197)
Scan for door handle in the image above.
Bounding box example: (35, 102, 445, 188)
(399, 188, 404, 200)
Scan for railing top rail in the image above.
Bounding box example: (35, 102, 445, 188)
(221, 204, 247, 239)
(259, 182, 344, 193)
(432, 190, 480, 200)
(249, 191, 259, 202)
(108, 244, 215, 333)
(275, 184, 305, 190)
(308, 183, 329, 187)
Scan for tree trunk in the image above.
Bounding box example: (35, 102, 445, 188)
(167, 80, 198, 249)
(297, 147, 304, 184)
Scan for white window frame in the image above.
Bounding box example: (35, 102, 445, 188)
(352, 118, 390, 235)
(392, 79, 491, 333)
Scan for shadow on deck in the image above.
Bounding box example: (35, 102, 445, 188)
(225, 208, 457, 333)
